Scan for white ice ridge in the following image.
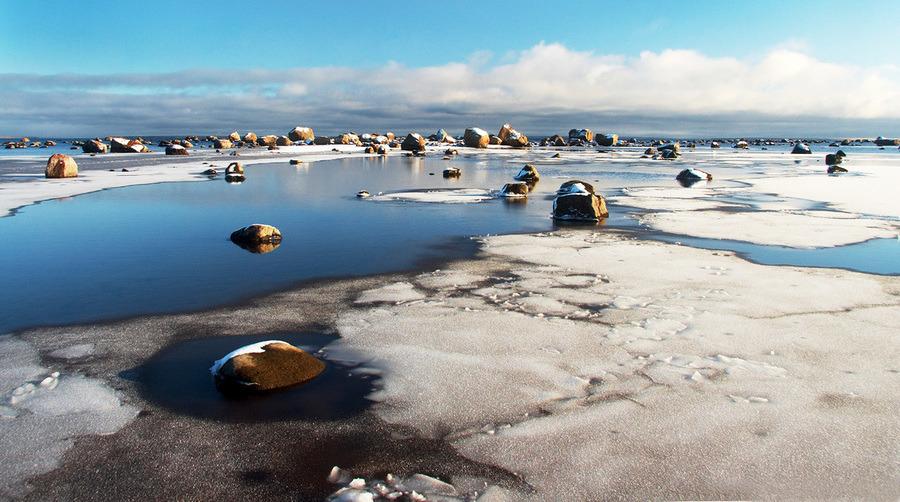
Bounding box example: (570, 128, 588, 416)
(367, 188, 494, 203)
(0, 336, 138, 499)
(209, 340, 286, 375)
(329, 232, 900, 500)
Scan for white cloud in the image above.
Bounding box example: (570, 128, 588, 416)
(2, 42, 899, 137)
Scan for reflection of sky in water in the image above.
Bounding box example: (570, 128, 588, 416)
(0, 151, 896, 333)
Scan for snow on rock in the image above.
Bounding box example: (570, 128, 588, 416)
(330, 231, 900, 500)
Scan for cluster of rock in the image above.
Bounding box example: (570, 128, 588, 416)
(498, 164, 540, 198)
(209, 340, 323, 395)
(641, 141, 681, 160)
(538, 129, 618, 147)
(327, 469, 472, 502)
(4, 138, 56, 149)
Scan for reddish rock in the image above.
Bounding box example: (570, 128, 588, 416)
(45, 154, 78, 178)
(210, 340, 323, 394)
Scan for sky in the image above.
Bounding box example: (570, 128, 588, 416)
(1, 0, 898, 138)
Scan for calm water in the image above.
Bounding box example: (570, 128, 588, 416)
(1, 146, 897, 333)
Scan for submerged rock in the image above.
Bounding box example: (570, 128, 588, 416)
(827, 165, 848, 174)
(45, 154, 78, 178)
(442, 167, 461, 178)
(463, 127, 490, 148)
(874, 136, 899, 146)
(230, 224, 281, 253)
(210, 340, 324, 395)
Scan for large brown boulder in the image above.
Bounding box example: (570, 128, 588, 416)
(401, 133, 426, 152)
(110, 137, 149, 153)
(463, 127, 490, 148)
(45, 154, 78, 178)
(498, 123, 528, 148)
(214, 139, 234, 149)
(314, 136, 334, 145)
(82, 139, 108, 154)
(210, 340, 324, 394)
(288, 127, 315, 142)
(165, 144, 189, 155)
(568, 129, 594, 143)
(337, 133, 360, 145)
(257, 135, 278, 147)
(242, 132, 258, 143)
(544, 134, 567, 147)
(228, 132, 241, 142)
(276, 136, 292, 146)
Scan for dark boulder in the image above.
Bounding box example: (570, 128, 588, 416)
(825, 154, 842, 166)
(165, 144, 189, 156)
(82, 139, 108, 154)
(514, 164, 539, 182)
(791, 143, 812, 154)
(596, 133, 618, 147)
(553, 181, 608, 221)
(499, 182, 529, 197)
(568, 129, 594, 143)
(401, 133, 426, 152)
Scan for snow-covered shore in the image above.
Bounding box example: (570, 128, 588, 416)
(1, 144, 898, 500)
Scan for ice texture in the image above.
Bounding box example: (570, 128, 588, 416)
(332, 232, 900, 500)
(0, 336, 137, 499)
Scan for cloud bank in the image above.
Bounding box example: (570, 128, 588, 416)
(2, 43, 898, 138)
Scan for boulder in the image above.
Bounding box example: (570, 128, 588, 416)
(210, 340, 324, 394)
(228, 132, 241, 142)
(825, 154, 842, 166)
(276, 136, 292, 146)
(553, 181, 608, 221)
(710, 141, 721, 148)
(828, 165, 848, 174)
(165, 144, 189, 156)
(242, 132, 258, 143)
(337, 133, 360, 145)
(225, 162, 243, 175)
(401, 133, 426, 152)
(428, 129, 454, 143)
(499, 123, 528, 148)
(596, 133, 618, 147)
(463, 127, 490, 148)
(499, 182, 529, 197)
(546, 134, 567, 147)
(288, 127, 314, 142)
(82, 139, 108, 154)
(489, 135, 502, 145)
(110, 137, 149, 153)
(514, 164, 539, 182)
(229, 224, 282, 253)
(568, 129, 594, 143)
(314, 136, 334, 145)
(733, 140, 749, 149)
(659, 149, 679, 159)
(791, 143, 812, 154)
(658, 141, 680, 153)
(45, 154, 78, 178)
(874, 136, 899, 146)
(443, 167, 461, 178)
(214, 139, 234, 149)
(676, 168, 712, 182)
(257, 135, 278, 147)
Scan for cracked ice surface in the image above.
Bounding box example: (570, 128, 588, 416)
(0, 336, 138, 499)
(332, 232, 900, 500)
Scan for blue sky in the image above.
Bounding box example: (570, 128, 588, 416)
(1, 1, 898, 137)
